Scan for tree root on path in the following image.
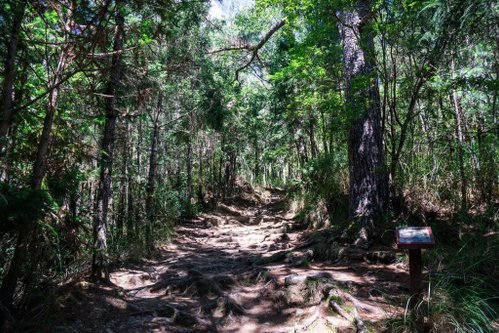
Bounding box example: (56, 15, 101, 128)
(129, 304, 210, 329)
(293, 302, 340, 333)
(296, 305, 322, 332)
(343, 292, 381, 315)
(353, 308, 368, 333)
(143, 275, 191, 294)
(188, 269, 246, 316)
(329, 300, 349, 319)
(291, 293, 369, 333)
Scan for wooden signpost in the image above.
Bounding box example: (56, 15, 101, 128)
(396, 226, 435, 306)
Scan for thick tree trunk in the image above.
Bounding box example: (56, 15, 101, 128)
(0, 1, 26, 157)
(92, 6, 124, 281)
(337, 2, 389, 246)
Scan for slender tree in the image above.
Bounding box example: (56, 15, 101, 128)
(92, 2, 124, 281)
(0, 1, 27, 157)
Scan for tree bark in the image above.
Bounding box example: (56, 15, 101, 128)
(116, 144, 126, 239)
(0, 0, 27, 157)
(126, 119, 136, 238)
(186, 113, 194, 201)
(145, 94, 162, 253)
(254, 138, 260, 181)
(450, 61, 467, 212)
(337, 1, 389, 246)
(92, 5, 124, 281)
(0, 1, 74, 307)
(197, 142, 204, 203)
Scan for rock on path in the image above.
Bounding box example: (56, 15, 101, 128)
(48, 190, 403, 333)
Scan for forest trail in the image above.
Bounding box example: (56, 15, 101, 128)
(51, 188, 406, 333)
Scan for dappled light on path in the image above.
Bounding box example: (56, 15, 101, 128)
(51, 189, 405, 333)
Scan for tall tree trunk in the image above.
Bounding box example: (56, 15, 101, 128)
(135, 115, 144, 224)
(126, 119, 136, 238)
(308, 112, 319, 158)
(337, 2, 389, 246)
(116, 158, 126, 239)
(145, 94, 162, 253)
(186, 117, 193, 201)
(1, 57, 29, 182)
(450, 61, 467, 212)
(0, 1, 26, 158)
(0, 3, 74, 306)
(319, 108, 329, 156)
(92, 5, 124, 281)
(197, 142, 204, 203)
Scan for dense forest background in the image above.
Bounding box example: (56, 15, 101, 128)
(0, 0, 497, 332)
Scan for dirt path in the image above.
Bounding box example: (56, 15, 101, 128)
(50, 191, 406, 333)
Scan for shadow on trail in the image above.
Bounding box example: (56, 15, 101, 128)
(46, 189, 406, 333)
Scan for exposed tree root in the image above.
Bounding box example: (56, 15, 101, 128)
(329, 300, 349, 319)
(187, 270, 246, 316)
(343, 292, 381, 314)
(254, 250, 289, 265)
(130, 304, 209, 329)
(353, 308, 368, 333)
(147, 274, 192, 294)
(296, 305, 322, 332)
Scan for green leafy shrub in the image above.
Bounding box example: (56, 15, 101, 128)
(0, 184, 55, 232)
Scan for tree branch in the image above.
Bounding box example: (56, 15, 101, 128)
(210, 19, 286, 81)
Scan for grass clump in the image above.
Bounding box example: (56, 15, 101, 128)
(388, 232, 498, 332)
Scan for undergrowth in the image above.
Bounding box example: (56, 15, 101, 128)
(387, 225, 499, 333)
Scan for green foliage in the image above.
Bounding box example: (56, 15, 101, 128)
(302, 154, 347, 207)
(389, 234, 499, 332)
(0, 184, 55, 232)
(0, 0, 497, 320)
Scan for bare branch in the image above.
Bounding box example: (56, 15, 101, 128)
(214, 19, 287, 82)
(209, 45, 251, 54)
(250, 19, 286, 51)
(235, 52, 257, 82)
(87, 46, 140, 58)
(210, 19, 286, 55)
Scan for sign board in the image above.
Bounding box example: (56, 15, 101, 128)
(396, 226, 435, 250)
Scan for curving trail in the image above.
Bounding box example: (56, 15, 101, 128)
(51, 189, 405, 333)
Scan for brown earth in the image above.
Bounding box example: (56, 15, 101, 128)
(47, 190, 409, 333)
